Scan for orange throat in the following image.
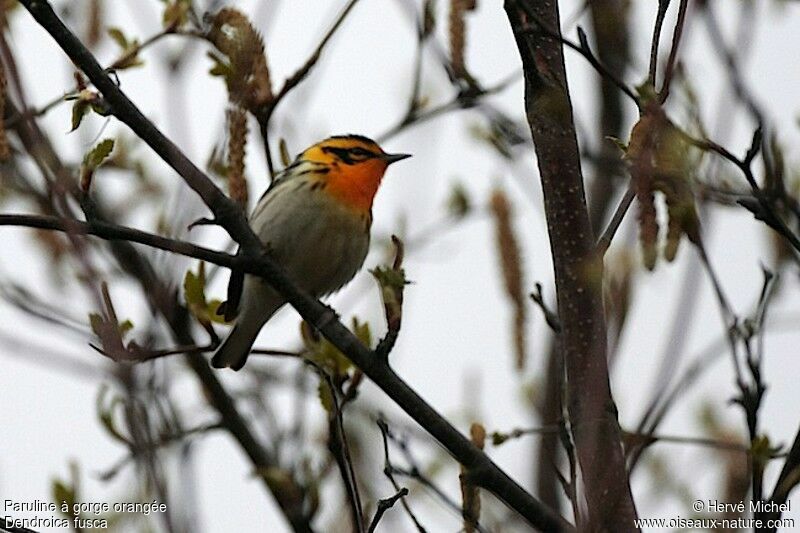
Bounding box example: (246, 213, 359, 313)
(324, 160, 387, 213)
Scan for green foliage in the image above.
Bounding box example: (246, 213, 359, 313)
(370, 266, 407, 291)
(70, 100, 89, 132)
(304, 328, 356, 377)
(80, 138, 115, 192)
(183, 261, 226, 325)
(491, 432, 510, 446)
(161, 0, 192, 30)
(66, 90, 112, 132)
(107, 27, 144, 70)
(207, 50, 233, 80)
(635, 80, 658, 103)
(317, 379, 335, 413)
(84, 138, 115, 169)
(51, 462, 80, 516)
(447, 182, 471, 219)
(303, 318, 371, 412)
(751, 434, 782, 463)
(96, 384, 130, 445)
(88, 314, 132, 343)
(606, 135, 628, 154)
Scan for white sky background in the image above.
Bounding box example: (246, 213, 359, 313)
(1, 0, 800, 531)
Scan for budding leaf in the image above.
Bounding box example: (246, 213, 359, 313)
(491, 432, 509, 446)
(107, 27, 130, 49)
(88, 313, 105, 339)
(183, 262, 227, 325)
(447, 182, 471, 219)
(163, 0, 191, 29)
(80, 139, 115, 192)
(207, 51, 233, 79)
(96, 384, 130, 445)
(606, 135, 628, 155)
(279, 138, 291, 167)
(371, 266, 408, 290)
(70, 100, 90, 132)
(52, 479, 76, 514)
(85, 139, 115, 168)
(352, 317, 372, 348)
(317, 380, 334, 413)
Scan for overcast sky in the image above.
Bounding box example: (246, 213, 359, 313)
(2, 0, 800, 531)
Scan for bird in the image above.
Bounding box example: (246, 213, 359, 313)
(211, 134, 411, 370)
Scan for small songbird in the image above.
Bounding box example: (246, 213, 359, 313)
(211, 135, 410, 370)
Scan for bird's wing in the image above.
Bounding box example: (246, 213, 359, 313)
(218, 264, 244, 321)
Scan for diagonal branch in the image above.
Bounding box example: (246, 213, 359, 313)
(256, 0, 362, 176)
(270, 0, 361, 107)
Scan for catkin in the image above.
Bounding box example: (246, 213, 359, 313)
(460, 423, 484, 533)
(87, 0, 103, 48)
(490, 188, 527, 370)
(207, 8, 273, 109)
(627, 111, 660, 270)
(227, 106, 248, 208)
(627, 103, 698, 269)
(449, 0, 467, 77)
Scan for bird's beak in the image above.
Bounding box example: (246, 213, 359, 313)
(382, 152, 412, 164)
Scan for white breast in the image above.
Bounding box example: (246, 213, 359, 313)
(248, 178, 371, 297)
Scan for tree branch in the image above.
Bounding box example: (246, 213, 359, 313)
(506, 0, 638, 529)
(764, 424, 800, 532)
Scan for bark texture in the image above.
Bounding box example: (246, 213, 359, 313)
(505, 1, 639, 529)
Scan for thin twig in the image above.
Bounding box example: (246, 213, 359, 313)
(374, 236, 406, 360)
(272, 0, 360, 106)
(90, 341, 299, 362)
(595, 185, 635, 256)
(510, 2, 638, 106)
(694, 239, 743, 386)
(6, 27, 185, 128)
(367, 488, 409, 533)
(377, 72, 520, 143)
(658, 0, 690, 103)
(648, 0, 671, 86)
(765, 424, 800, 532)
(318, 370, 365, 533)
(0, 214, 238, 268)
(255, 0, 360, 177)
(491, 424, 783, 458)
(686, 130, 800, 252)
(530, 283, 561, 333)
(377, 419, 427, 533)
(380, 419, 491, 533)
(699, 1, 764, 124)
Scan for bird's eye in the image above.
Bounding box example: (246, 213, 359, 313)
(349, 147, 373, 158)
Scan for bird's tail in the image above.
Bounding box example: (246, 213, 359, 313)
(211, 322, 262, 371)
(212, 276, 284, 371)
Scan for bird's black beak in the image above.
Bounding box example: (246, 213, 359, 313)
(382, 152, 412, 164)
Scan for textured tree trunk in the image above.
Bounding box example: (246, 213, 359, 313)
(505, 1, 639, 529)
